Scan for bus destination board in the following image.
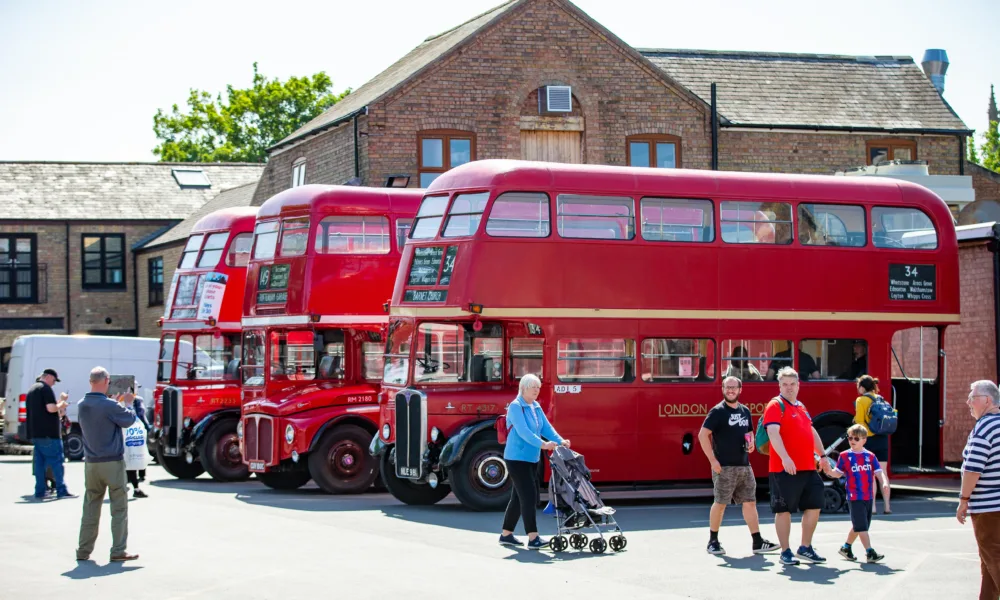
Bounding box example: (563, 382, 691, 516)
(889, 264, 935, 301)
(257, 264, 291, 304)
(438, 246, 458, 285)
(407, 246, 444, 286)
(404, 289, 448, 303)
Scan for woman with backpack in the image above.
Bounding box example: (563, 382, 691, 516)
(498, 373, 570, 550)
(854, 375, 892, 513)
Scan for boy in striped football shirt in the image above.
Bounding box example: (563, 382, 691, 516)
(822, 424, 889, 563)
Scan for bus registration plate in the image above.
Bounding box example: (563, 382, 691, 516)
(249, 461, 265, 472)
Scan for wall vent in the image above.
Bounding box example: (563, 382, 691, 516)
(539, 85, 572, 113)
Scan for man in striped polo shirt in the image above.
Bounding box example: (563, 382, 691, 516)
(957, 380, 1000, 600)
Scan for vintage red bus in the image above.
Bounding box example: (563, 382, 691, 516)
(239, 185, 421, 492)
(371, 159, 960, 510)
(153, 206, 257, 481)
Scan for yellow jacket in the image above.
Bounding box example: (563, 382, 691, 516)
(854, 394, 875, 436)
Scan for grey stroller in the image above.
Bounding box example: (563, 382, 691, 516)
(546, 446, 627, 553)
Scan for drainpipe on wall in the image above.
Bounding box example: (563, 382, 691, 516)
(710, 83, 719, 171)
(958, 134, 965, 176)
(132, 248, 139, 337)
(992, 223, 1000, 381)
(353, 106, 368, 181)
(64, 222, 71, 333)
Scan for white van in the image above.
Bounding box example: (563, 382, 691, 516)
(2, 334, 159, 460)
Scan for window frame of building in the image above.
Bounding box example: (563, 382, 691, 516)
(148, 256, 164, 306)
(81, 233, 126, 290)
(866, 139, 917, 165)
(626, 134, 682, 169)
(417, 130, 476, 188)
(0, 233, 38, 304)
(291, 158, 306, 187)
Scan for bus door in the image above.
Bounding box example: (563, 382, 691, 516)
(890, 326, 943, 472)
(548, 327, 639, 483)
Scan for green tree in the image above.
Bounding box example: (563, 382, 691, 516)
(982, 121, 1000, 173)
(153, 63, 350, 162)
(967, 134, 980, 164)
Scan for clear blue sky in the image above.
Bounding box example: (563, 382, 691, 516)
(0, 0, 996, 162)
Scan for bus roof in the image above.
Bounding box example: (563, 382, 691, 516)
(427, 159, 949, 210)
(191, 206, 258, 235)
(257, 185, 424, 220)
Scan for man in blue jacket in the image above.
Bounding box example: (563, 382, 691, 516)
(75, 366, 139, 562)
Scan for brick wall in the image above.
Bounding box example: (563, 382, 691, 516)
(253, 119, 361, 205)
(135, 243, 183, 339)
(719, 131, 962, 175)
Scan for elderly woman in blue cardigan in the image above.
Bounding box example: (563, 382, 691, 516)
(499, 373, 570, 550)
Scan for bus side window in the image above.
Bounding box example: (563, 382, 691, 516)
(510, 338, 543, 380)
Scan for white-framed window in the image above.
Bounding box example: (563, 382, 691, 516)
(291, 159, 306, 188)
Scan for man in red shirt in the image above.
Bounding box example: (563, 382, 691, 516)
(763, 367, 827, 566)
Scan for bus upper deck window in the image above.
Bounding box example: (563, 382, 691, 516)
(197, 233, 229, 268)
(252, 221, 279, 260)
(396, 219, 413, 250)
(872, 207, 937, 249)
(443, 192, 489, 238)
(721, 202, 792, 245)
(226, 233, 253, 267)
(279, 218, 310, 256)
(180, 234, 204, 268)
(640, 198, 714, 242)
(557, 195, 635, 240)
(315, 216, 390, 254)
(487, 192, 551, 238)
(412, 196, 449, 239)
(798, 204, 866, 247)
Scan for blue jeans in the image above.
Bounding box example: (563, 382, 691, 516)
(33, 438, 68, 498)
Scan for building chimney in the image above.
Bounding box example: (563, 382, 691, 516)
(921, 49, 949, 94)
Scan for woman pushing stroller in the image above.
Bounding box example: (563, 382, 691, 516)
(499, 373, 570, 550)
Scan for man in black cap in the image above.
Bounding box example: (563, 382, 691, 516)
(26, 368, 74, 500)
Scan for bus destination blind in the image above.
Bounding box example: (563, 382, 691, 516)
(404, 289, 448, 303)
(407, 246, 444, 286)
(439, 246, 458, 285)
(257, 264, 290, 304)
(889, 264, 935, 301)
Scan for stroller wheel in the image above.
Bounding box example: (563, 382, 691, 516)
(570, 533, 587, 549)
(550, 535, 568, 553)
(589, 537, 607, 554)
(609, 535, 627, 552)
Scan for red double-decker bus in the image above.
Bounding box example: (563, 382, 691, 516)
(372, 160, 960, 510)
(239, 185, 421, 492)
(154, 207, 257, 481)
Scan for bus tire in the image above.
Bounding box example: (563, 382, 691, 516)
(449, 435, 511, 511)
(201, 420, 250, 482)
(64, 426, 85, 461)
(308, 425, 378, 494)
(258, 470, 311, 491)
(379, 450, 450, 505)
(156, 445, 205, 480)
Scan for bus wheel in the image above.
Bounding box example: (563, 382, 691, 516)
(379, 451, 451, 505)
(308, 425, 378, 494)
(449, 436, 511, 511)
(258, 470, 311, 491)
(64, 426, 85, 461)
(201, 420, 250, 482)
(156, 446, 205, 480)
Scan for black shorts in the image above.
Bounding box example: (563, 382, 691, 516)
(848, 499, 874, 532)
(865, 435, 889, 463)
(769, 471, 824, 514)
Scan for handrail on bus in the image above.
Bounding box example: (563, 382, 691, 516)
(891, 346, 915, 383)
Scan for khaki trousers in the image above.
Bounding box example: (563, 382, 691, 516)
(76, 459, 129, 558)
(972, 511, 1000, 600)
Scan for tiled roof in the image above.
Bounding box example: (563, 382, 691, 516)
(274, 1, 520, 149)
(140, 180, 258, 249)
(640, 49, 969, 132)
(1, 162, 265, 221)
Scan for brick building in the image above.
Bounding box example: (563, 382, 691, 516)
(0, 162, 263, 370)
(133, 181, 258, 338)
(252, 0, 970, 209)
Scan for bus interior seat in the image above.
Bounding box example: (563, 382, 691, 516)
(225, 359, 241, 380)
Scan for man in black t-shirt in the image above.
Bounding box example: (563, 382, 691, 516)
(26, 368, 73, 500)
(698, 375, 778, 555)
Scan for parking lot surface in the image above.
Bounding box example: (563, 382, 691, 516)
(0, 456, 981, 600)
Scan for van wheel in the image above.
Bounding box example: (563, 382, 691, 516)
(308, 425, 378, 494)
(201, 420, 250, 482)
(156, 445, 205, 480)
(64, 427, 85, 461)
(258, 470, 311, 491)
(449, 436, 511, 511)
(380, 450, 450, 505)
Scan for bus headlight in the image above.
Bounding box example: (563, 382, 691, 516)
(236, 421, 243, 439)
(381, 424, 391, 440)
(430, 427, 441, 442)
(285, 424, 295, 445)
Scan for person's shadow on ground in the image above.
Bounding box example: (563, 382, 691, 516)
(775, 562, 845, 585)
(61, 561, 143, 579)
(715, 554, 772, 572)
